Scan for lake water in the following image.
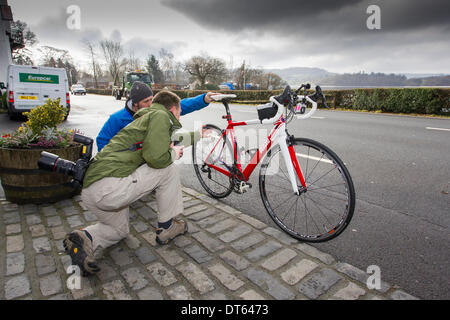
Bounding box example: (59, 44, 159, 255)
(319, 85, 450, 90)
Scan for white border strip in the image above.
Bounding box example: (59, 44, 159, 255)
(426, 127, 450, 132)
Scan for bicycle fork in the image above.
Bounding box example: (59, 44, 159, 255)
(273, 126, 307, 195)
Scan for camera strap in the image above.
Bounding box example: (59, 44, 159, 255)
(115, 141, 144, 152)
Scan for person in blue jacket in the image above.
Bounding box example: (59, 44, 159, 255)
(96, 81, 218, 151)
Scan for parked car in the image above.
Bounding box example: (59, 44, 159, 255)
(4, 64, 70, 120)
(71, 84, 86, 95)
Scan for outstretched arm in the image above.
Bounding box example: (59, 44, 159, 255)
(180, 92, 220, 116)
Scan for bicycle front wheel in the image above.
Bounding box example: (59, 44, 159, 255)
(192, 124, 234, 198)
(259, 138, 355, 242)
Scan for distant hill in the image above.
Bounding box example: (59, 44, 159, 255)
(264, 67, 334, 86)
(320, 72, 407, 86)
(401, 73, 448, 79)
(404, 75, 450, 86)
(264, 67, 450, 87)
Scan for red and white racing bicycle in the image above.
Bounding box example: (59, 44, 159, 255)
(192, 84, 355, 242)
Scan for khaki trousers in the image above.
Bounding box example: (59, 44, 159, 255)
(81, 163, 183, 251)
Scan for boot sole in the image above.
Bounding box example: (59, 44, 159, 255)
(63, 233, 99, 276)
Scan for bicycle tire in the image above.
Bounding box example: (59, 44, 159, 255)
(192, 124, 234, 198)
(259, 137, 355, 242)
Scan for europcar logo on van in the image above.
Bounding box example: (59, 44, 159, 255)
(19, 73, 59, 84)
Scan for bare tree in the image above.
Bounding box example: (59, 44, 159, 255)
(184, 54, 227, 88)
(11, 20, 37, 65)
(39, 46, 70, 67)
(83, 40, 100, 88)
(256, 72, 284, 90)
(127, 49, 142, 71)
(159, 48, 175, 83)
(100, 39, 126, 86)
(233, 61, 263, 89)
(37, 46, 78, 86)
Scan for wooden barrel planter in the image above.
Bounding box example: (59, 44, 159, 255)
(0, 145, 83, 204)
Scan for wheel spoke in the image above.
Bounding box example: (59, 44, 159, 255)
(307, 182, 346, 192)
(304, 193, 335, 230)
(300, 195, 321, 235)
(264, 182, 293, 192)
(269, 192, 298, 211)
(280, 196, 298, 223)
(304, 193, 344, 217)
(305, 153, 325, 182)
(308, 166, 338, 187)
(307, 188, 349, 203)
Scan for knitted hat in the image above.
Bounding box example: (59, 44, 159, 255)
(130, 81, 153, 104)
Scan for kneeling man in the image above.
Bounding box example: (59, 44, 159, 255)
(63, 90, 197, 276)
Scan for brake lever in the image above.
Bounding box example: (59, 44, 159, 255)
(321, 93, 330, 109)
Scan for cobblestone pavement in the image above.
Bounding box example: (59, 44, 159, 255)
(0, 186, 419, 300)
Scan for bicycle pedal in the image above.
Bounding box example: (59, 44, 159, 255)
(239, 181, 252, 193)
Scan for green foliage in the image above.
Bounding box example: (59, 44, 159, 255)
(1, 98, 78, 149)
(23, 98, 66, 135)
(197, 84, 220, 90)
(87, 88, 112, 95)
(88, 87, 450, 115)
(146, 54, 164, 84)
(352, 88, 446, 114)
(0, 125, 38, 148)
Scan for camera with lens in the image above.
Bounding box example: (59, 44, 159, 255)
(38, 134, 93, 190)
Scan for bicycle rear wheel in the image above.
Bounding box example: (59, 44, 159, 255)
(259, 138, 355, 242)
(192, 124, 234, 198)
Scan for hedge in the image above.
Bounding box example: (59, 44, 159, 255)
(1, 91, 6, 110)
(86, 88, 450, 115)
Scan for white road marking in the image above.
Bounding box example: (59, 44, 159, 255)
(426, 127, 450, 132)
(296, 153, 333, 164)
(311, 116, 325, 119)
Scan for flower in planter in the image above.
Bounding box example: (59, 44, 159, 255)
(0, 98, 81, 149)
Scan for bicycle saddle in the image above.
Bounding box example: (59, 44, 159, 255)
(211, 94, 237, 101)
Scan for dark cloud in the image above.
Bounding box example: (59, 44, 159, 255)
(380, 0, 450, 31)
(10, 0, 450, 73)
(160, 0, 450, 73)
(162, 0, 450, 34)
(162, 0, 362, 31)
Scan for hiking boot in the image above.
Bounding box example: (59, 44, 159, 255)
(156, 219, 188, 245)
(63, 230, 100, 276)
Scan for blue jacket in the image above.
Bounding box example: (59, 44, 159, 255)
(96, 93, 208, 151)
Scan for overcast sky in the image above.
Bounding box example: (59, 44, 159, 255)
(8, 0, 450, 74)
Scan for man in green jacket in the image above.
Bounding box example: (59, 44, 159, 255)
(63, 90, 198, 276)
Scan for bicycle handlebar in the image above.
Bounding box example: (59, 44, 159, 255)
(270, 95, 318, 120)
(276, 84, 329, 110)
(213, 85, 326, 121)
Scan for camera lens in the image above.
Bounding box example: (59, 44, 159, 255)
(38, 152, 59, 171)
(54, 158, 76, 176)
(38, 151, 76, 176)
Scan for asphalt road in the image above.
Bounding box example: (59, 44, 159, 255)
(1, 93, 449, 299)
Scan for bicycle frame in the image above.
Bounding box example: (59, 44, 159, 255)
(203, 100, 310, 195)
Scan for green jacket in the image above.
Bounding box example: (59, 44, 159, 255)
(82, 103, 198, 189)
